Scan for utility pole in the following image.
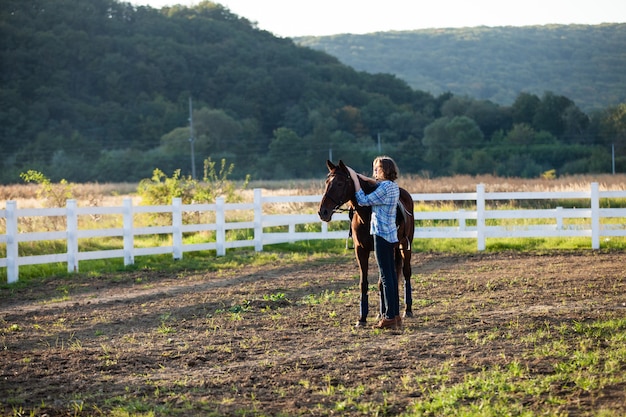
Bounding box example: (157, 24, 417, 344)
(612, 143, 615, 175)
(189, 96, 196, 180)
(377, 132, 382, 153)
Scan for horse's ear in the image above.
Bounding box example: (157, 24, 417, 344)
(338, 160, 347, 170)
(326, 160, 335, 171)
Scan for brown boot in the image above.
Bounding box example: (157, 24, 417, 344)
(373, 317, 398, 329)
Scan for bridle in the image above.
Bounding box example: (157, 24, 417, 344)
(323, 171, 353, 214)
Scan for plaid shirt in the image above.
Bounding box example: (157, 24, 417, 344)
(355, 180, 399, 243)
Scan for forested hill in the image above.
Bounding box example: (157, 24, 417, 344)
(2, 0, 412, 183)
(296, 24, 626, 112)
(1, 1, 625, 184)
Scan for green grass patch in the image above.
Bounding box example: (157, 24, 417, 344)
(3, 234, 626, 285)
(403, 317, 626, 417)
(0, 241, 350, 287)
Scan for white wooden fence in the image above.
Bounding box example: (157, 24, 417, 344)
(2, 183, 625, 283)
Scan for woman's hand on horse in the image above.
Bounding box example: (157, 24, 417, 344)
(347, 167, 358, 181)
(347, 167, 362, 192)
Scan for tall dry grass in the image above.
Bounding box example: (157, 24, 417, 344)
(2, 175, 626, 209)
(398, 174, 626, 193)
(249, 174, 626, 195)
(0, 183, 139, 208)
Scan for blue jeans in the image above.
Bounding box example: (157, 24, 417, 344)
(374, 235, 399, 319)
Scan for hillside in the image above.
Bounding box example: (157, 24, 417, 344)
(0, 0, 427, 182)
(1, 2, 624, 184)
(296, 24, 626, 112)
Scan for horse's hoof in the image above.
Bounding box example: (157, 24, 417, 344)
(403, 311, 414, 318)
(354, 321, 367, 328)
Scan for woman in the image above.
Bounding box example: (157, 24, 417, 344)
(347, 156, 401, 329)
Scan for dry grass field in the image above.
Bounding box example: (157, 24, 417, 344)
(2, 174, 626, 208)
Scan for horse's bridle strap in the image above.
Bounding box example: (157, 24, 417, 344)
(325, 172, 352, 214)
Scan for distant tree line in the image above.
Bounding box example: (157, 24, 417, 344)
(1, 0, 625, 185)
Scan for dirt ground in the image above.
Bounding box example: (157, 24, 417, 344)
(1, 250, 625, 416)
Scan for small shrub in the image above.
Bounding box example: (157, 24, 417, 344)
(137, 168, 195, 206)
(137, 158, 249, 206)
(19, 170, 73, 207)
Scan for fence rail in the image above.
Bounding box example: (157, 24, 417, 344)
(2, 183, 626, 283)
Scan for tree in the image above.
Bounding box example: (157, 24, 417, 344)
(422, 116, 484, 175)
(600, 104, 626, 155)
(588, 147, 611, 173)
(562, 104, 590, 143)
(465, 99, 512, 140)
(266, 127, 306, 178)
(159, 127, 191, 156)
(446, 116, 485, 148)
(505, 123, 535, 145)
(386, 110, 424, 143)
(440, 96, 472, 117)
(532, 92, 575, 138)
(511, 92, 540, 125)
(336, 105, 367, 137)
(193, 108, 242, 156)
(360, 96, 397, 137)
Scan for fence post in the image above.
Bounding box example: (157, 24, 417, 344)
(172, 198, 183, 260)
(123, 198, 134, 266)
(458, 209, 466, 231)
(289, 221, 296, 243)
(216, 197, 225, 256)
(476, 184, 486, 251)
(6, 201, 18, 283)
(254, 188, 263, 252)
(591, 182, 600, 249)
(66, 199, 78, 273)
(555, 207, 563, 230)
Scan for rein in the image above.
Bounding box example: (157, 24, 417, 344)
(332, 206, 352, 214)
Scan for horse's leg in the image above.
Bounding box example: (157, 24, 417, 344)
(402, 249, 413, 317)
(355, 246, 370, 326)
(394, 246, 404, 316)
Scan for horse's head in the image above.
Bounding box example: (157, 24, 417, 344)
(318, 160, 355, 222)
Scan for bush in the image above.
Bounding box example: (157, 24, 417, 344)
(19, 170, 73, 207)
(137, 158, 249, 206)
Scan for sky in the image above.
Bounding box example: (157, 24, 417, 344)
(128, 0, 626, 38)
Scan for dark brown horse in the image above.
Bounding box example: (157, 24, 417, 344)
(318, 160, 414, 326)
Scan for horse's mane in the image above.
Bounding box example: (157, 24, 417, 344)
(358, 176, 378, 195)
(333, 160, 377, 202)
(335, 164, 377, 197)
